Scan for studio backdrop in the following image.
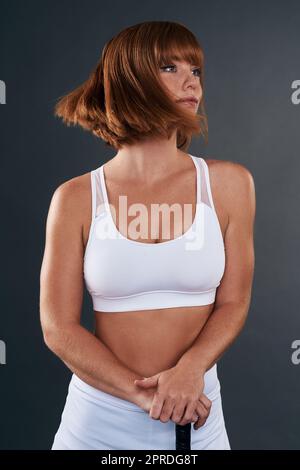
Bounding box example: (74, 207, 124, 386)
(0, 0, 299, 450)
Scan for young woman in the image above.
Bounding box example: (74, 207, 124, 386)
(39, 21, 256, 450)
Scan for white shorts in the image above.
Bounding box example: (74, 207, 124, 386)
(51, 364, 231, 450)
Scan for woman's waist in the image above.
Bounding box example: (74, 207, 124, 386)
(103, 350, 219, 394)
(69, 362, 220, 414)
(94, 310, 213, 374)
(94, 338, 211, 378)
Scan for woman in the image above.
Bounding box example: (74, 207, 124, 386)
(39, 21, 256, 450)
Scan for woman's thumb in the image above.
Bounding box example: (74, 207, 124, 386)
(134, 375, 158, 387)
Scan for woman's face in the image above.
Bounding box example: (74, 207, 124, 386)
(158, 59, 202, 112)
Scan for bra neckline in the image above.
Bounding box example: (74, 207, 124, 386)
(99, 153, 202, 247)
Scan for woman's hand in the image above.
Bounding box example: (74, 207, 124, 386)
(134, 387, 157, 413)
(135, 386, 201, 426)
(134, 365, 212, 430)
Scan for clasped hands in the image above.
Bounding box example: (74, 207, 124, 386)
(134, 365, 212, 430)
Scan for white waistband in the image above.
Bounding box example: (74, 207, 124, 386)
(70, 363, 220, 413)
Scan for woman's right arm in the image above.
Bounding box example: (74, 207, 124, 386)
(39, 176, 151, 407)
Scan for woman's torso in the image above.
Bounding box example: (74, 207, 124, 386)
(82, 154, 228, 377)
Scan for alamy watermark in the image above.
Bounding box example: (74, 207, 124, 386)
(94, 197, 205, 250)
(0, 340, 6, 365)
(291, 340, 300, 365)
(291, 80, 300, 104)
(0, 80, 6, 104)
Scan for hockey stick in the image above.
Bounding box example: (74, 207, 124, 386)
(175, 422, 191, 450)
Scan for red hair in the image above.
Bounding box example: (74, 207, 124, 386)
(54, 21, 208, 150)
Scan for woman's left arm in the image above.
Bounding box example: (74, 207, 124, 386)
(134, 162, 256, 427)
(176, 161, 256, 374)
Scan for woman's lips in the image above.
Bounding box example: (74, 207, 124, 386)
(178, 99, 198, 107)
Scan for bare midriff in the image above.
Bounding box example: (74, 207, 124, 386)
(94, 304, 215, 377)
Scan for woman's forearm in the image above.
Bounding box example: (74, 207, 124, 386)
(176, 301, 249, 373)
(43, 322, 145, 405)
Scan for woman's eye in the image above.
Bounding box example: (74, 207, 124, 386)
(160, 65, 201, 77)
(193, 68, 201, 77)
(160, 65, 176, 72)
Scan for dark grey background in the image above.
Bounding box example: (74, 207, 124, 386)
(0, 0, 299, 450)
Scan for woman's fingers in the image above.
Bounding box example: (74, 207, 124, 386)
(149, 392, 165, 420)
(170, 402, 187, 424)
(150, 392, 212, 427)
(157, 398, 199, 425)
(176, 411, 199, 426)
(172, 393, 212, 427)
(199, 393, 212, 411)
(193, 401, 211, 430)
(157, 398, 176, 423)
(174, 400, 197, 426)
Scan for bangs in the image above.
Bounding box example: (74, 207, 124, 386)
(154, 25, 204, 68)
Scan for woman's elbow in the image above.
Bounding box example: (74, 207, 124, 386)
(41, 319, 61, 354)
(40, 316, 73, 356)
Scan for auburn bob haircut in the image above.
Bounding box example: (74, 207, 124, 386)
(54, 21, 208, 151)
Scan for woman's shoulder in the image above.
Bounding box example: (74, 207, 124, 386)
(49, 171, 92, 224)
(204, 157, 253, 177)
(204, 158, 255, 222)
(204, 157, 254, 192)
(203, 158, 253, 179)
(54, 170, 91, 198)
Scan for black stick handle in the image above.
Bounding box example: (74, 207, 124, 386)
(175, 423, 191, 450)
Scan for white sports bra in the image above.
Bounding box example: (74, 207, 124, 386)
(83, 154, 225, 312)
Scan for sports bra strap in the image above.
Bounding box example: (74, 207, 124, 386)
(91, 168, 106, 219)
(199, 157, 214, 211)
